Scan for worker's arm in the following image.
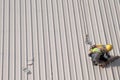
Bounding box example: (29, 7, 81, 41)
(88, 49, 93, 57)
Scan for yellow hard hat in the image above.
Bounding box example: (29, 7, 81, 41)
(105, 44, 113, 51)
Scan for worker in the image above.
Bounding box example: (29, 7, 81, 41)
(88, 44, 113, 65)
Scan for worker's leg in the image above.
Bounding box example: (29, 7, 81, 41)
(91, 53, 101, 65)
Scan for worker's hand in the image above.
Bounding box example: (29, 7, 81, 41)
(88, 51, 93, 57)
(90, 45, 96, 49)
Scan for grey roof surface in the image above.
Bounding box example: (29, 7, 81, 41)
(0, 0, 120, 80)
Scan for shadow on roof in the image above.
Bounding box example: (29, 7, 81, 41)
(107, 58, 120, 68)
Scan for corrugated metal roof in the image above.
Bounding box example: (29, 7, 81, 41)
(0, 0, 120, 80)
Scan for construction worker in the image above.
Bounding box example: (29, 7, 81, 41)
(88, 44, 113, 65)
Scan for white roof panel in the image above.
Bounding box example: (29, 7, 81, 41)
(0, 0, 120, 80)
